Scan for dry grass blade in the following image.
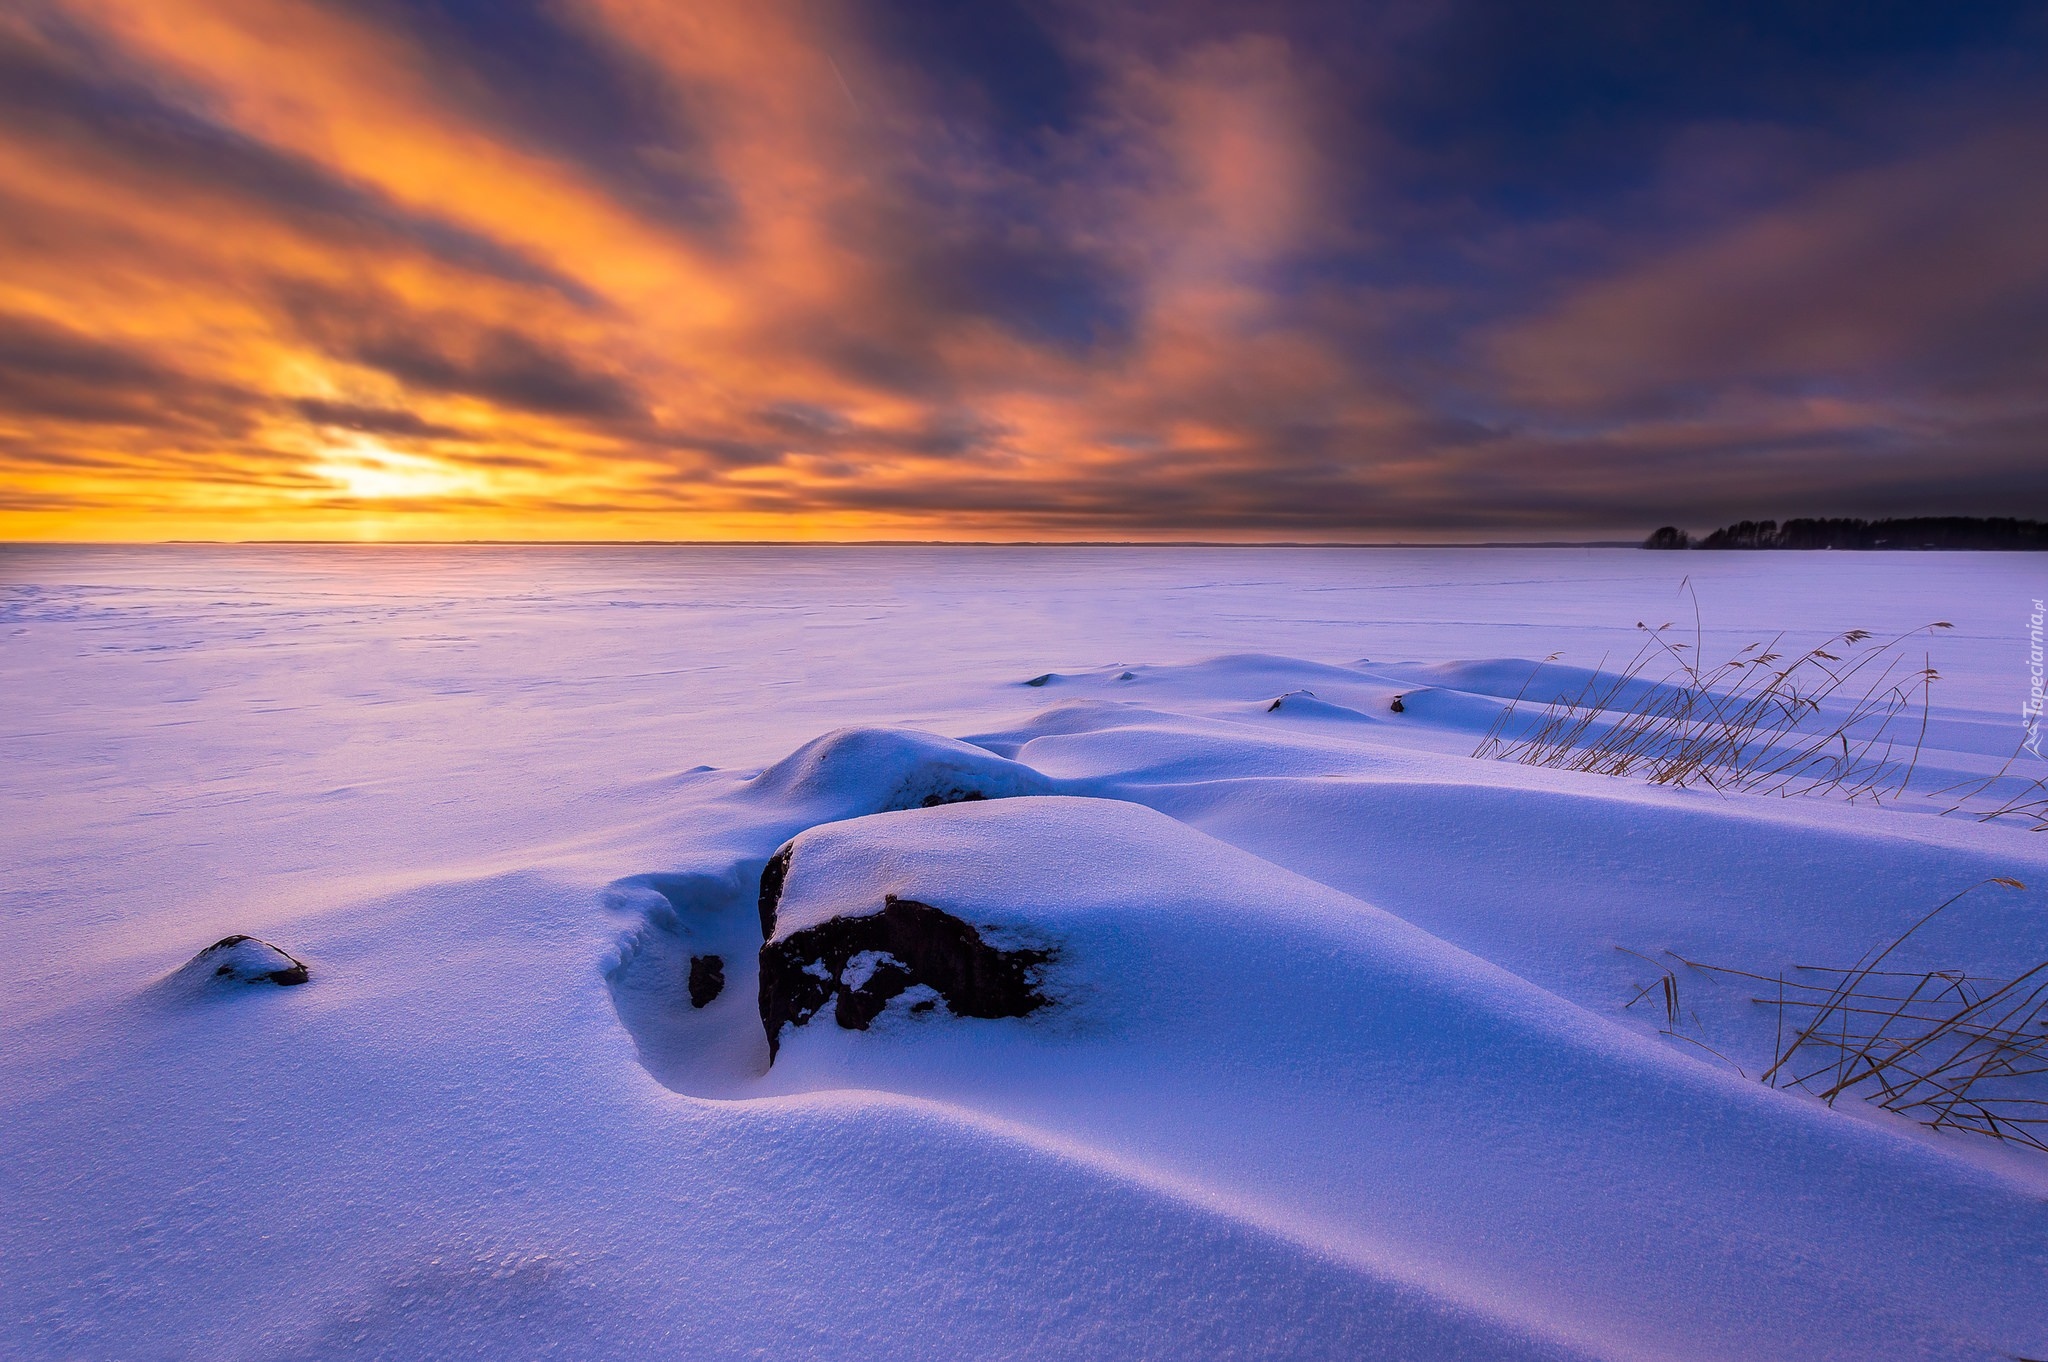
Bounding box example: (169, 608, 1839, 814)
(1477, 592, 2045, 828)
(1933, 750, 2048, 830)
(1677, 879, 2048, 1151)
(1616, 946, 1683, 1026)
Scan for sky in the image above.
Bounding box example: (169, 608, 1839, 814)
(1, 1, 2045, 542)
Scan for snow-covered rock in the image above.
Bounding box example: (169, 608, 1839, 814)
(164, 935, 309, 992)
(739, 727, 1056, 824)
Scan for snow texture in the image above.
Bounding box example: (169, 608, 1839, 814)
(4, 545, 2047, 1360)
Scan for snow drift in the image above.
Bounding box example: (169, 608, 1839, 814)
(10, 547, 2048, 1361)
(619, 791, 2048, 1361)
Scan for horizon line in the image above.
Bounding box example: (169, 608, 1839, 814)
(2, 537, 1647, 549)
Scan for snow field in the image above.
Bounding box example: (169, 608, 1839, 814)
(5, 546, 2045, 1358)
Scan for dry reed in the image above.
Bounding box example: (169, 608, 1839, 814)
(1651, 878, 2048, 1150)
(1472, 583, 2014, 816)
(1932, 748, 2048, 830)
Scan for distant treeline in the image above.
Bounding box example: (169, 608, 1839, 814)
(1644, 517, 2048, 551)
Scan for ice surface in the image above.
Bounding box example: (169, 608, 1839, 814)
(4, 545, 2046, 1360)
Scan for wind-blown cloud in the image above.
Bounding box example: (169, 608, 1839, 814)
(1, 0, 2043, 538)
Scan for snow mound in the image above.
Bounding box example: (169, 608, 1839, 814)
(1261, 689, 1377, 722)
(1150, 652, 1384, 688)
(159, 935, 309, 995)
(603, 867, 770, 1084)
(1393, 657, 1658, 705)
(1371, 683, 1509, 727)
(608, 732, 1064, 1093)
(739, 726, 1056, 820)
(691, 795, 2048, 1362)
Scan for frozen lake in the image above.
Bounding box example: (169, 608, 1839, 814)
(4, 545, 2037, 950)
(4, 545, 2046, 1360)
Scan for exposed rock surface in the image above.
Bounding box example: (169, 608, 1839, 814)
(758, 896, 1052, 1059)
(758, 843, 794, 938)
(687, 954, 725, 1008)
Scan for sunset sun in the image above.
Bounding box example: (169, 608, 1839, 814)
(309, 439, 485, 504)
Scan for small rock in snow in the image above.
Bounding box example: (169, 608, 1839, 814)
(178, 935, 309, 989)
(688, 954, 724, 1007)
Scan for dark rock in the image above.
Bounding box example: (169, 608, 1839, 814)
(759, 842, 795, 939)
(1024, 673, 1052, 687)
(1389, 694, 1406, 713)
(919, 789, 987, 809)
(757, 896, 1053, 1060)
(688, 954, 725, 1008)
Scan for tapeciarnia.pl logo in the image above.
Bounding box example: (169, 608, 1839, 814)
(2028, 597, 2045, 758)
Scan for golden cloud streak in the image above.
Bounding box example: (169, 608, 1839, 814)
(3, 2, 2043, 540)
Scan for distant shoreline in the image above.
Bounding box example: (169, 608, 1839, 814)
(1646, 516, 2048, 551)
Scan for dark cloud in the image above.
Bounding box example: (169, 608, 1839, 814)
(278, 286, 646, 420)
(1377, 0, 2045, 212)
(858, 0, 1086, 145)
(904, 226, 1135, 354)
(0, 311, 257, 431)
(0, 17, 601, 304)
(350, 328, 647, 420)
(292, 399, 466, 439)
(350, 0, 739, 241)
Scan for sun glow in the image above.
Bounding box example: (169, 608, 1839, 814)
(309, 440, 486, 503)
